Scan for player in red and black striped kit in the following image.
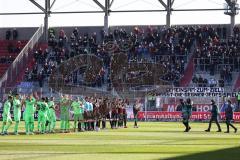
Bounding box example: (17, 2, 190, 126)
(111, 99, 118, 129)
(123, 100, 128, 128)
(117, 99, 124, 128)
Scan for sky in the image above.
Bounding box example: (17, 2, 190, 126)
(0, 0, 239, 27)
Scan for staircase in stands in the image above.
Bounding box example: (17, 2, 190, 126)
(179, 55, 194, 87)
(15, 43, 48, 85)
(0, 40, 48, 87)
(234, 73, 240, 91)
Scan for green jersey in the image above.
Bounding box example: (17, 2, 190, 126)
(71, 101, 83, 114)
(238, 93, 240, 101)
(37, 101, 48, 114)
(13, 98, 21, 114)
(182, 104, 192, 118)
(48, 101, 55, 109)
(48, 101, 56, 120)
(3, 100, 11, 116)
(48, 100, 55, 115)
(79, 101, 84, 114)
(60, 98, 69, 114)
(25, 98, 36, 115)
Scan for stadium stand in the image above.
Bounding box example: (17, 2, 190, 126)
(192, 26, 240, 90)
(0, 25, 239, 97)
(25, 26, 197, 89)
(0, 40, 28, 77)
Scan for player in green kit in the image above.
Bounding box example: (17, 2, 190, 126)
(65, 96, 71, 133)
(37, 98, 41, 132)
(44, 97, 51, 133)
(48, 97, 56, 133)
(71, 97, 84, 132)
(13, 94, 22, 135)
(78, 97, 85, 131)
(1, 96, 13, 135)
(24, 94, 36, 135)
(60, 95, 70, 133)
(181, 98, 192, 132)
(36, 97, 49, 134)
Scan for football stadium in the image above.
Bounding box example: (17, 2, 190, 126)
(0, 0, 240, 160)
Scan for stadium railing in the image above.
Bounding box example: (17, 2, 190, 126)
(194, 58, 240, 72)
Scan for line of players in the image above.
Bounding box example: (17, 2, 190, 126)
(3, 93, 238, 135)
(1, 93, 132, 135)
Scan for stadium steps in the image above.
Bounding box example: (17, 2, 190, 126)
(179, 55, 194, 87)
(15, 43, 49, 85)
(234, 73, 240, 91)
(179, 40, 197, 87)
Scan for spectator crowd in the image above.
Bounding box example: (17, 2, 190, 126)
(23, 25, 240, 91)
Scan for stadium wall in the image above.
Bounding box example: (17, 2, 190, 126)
(0, 27, 38, 40)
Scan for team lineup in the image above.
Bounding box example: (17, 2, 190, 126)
(1, 93, 238, 135)
(1, 93, 142, 135)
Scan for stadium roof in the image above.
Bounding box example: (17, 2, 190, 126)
(0, 0, 239, 27)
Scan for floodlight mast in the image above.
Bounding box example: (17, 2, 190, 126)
(45, 0, 50, 42)
(225, 0, 239, 35)
(104, 0, 110, 35)
(29, 0, 54, 41)
(158, 0, 174, 28)
(93, 0, 114, 35)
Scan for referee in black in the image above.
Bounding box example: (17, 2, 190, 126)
(205, 100, 222, 132)
(225, 100, 237, 133)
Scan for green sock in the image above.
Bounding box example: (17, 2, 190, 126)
(14, 121, 19, 133)
(60, 120, 65, 130)
(52, 121, 56, 131)
(74, 121, 77, 130)
(25, 122, 29, 134)
(63, 121, 69, 131)
(1, 124, 6, 133)
(66, 121, 70, 130)
(39, 123, 42, 132)
(79, 122, 82, 129)
(42, 122, 46, 133)
(47, 123, 50, 132)
(64, 121, 67, 130)
(5, 122, 12, 131)
(30, 122, 34, 132)
(38, 121, 40, 131)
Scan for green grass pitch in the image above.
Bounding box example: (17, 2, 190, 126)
(0, 121, 240, 160)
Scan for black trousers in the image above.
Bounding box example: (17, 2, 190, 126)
(123, 114, 127, 127)
(102, 118, 106, 129)
(111, 113, 118, 128)
(96, 120, 101, 128)
(207, 117, 221, 131)
(118, 114, 123, 127)
(226, 119, 237, 131)
(183, 118, 190, 130)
